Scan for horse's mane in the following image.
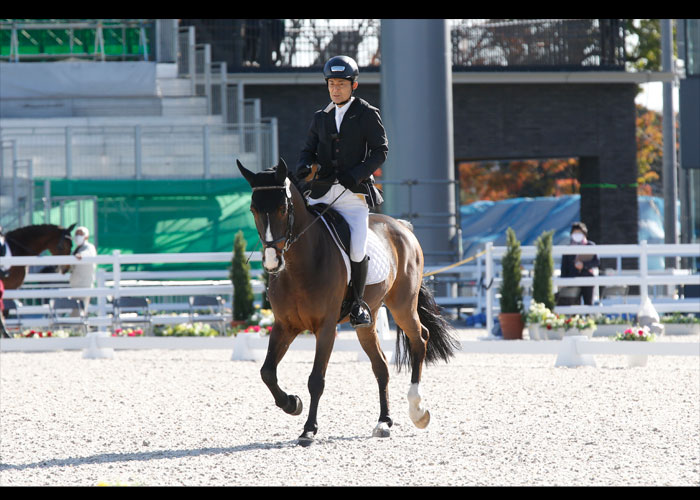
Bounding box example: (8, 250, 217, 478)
(6, 224, 63, 238)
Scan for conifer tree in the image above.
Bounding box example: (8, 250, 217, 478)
(231, 230, 254, 321)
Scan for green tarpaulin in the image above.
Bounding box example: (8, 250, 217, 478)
(38, 178, 258, 270)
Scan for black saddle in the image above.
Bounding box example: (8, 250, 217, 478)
(306, 203, 357, 322)
(307, 203, 351, 258)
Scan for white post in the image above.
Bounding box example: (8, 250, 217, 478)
(640, 240, 648, 305)
(97, 269, 106, 317)
(112, 250, 121, 300)
(485, 242, 493, 335)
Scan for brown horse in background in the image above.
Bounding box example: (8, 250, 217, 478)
(237, 159, 459, 447)
(0, 224, 75, 290)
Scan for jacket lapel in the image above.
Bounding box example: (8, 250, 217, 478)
(338, 98, 360, 135)
(323, 102, 338, 134)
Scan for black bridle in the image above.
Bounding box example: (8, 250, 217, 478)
(251, 184, 296, 254)
(250, 181, 348, 260)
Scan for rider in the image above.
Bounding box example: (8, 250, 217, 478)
(295, 55, 388, 328)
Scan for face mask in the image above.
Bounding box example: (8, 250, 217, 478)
(75, 235, 85, 246)
(571, 232, 584, 243)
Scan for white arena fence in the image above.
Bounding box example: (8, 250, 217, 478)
(476, 241, 699, 334)
(1, 243, 698, 366)
(0, 250, 260, 329)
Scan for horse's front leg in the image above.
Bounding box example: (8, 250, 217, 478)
(298, 319, 337, 447)
(260, 321, 302, 416)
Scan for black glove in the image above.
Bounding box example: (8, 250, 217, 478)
(296, 164, 312, 180)
(337, 171, 357, 190)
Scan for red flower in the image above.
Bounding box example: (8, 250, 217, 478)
(638, 330, 644, 336)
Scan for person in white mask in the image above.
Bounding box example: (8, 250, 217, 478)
(559, 222, 599, 305)
(69, 226, 97, 314)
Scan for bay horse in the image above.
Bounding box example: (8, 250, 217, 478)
(237, 158, 459, 446)
(0, 223, 76, 290)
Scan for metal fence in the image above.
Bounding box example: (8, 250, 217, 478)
(178, 19, 626, 72)
(0, 19, 155, 62)
(0, 122, 278, 180)
(450, 19, 625, 70)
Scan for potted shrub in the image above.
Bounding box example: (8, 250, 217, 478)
(499, 228, 524, 339)
(532, 230, 555, 310)
(230, 230, 255, 325)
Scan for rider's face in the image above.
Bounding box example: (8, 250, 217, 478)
(328, 78, 357, 105)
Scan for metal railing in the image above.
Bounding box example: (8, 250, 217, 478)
(483, 241, 700, 334)
(0, 122, 278, 179)
(0, 19, 154, 62)
(450, 19, 625, 70)
(177, 19, 626, 72)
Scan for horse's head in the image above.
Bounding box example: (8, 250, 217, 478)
(237, 158, 294, 273)
(54, 223, 76, 273)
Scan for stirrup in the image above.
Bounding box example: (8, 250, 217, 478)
(350, 300, 372, 327)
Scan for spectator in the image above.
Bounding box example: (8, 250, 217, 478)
(68, 226, 97, 314)
(558, 222, 599, 305)
(244, 19, 261, 66)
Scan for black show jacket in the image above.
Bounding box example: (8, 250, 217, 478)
(296, 97, 388, 203)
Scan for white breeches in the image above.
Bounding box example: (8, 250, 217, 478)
(307, 182, 369, 262)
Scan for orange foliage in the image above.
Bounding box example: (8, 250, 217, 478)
(458, 157, 578, 204)
(457, 104, 667, 203)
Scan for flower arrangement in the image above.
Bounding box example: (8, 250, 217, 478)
(158, 322, 221, 337)
(111, 327, 144, 337)
(16, 329, 72, 338)
(237, 324, 273, 335)
(247, 308, 274, 328)
(660, 313, 699, 325)
(614, 326, 655, 342)
(528, 302, 596, 332)
(526, 301, 549, 325)
(593, 314, 633, 325)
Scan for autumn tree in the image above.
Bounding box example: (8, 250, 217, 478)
(458, 158, 579, 204)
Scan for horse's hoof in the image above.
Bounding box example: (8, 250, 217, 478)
(297, 431, 315, 447)
(372, 421, 391, 438)
(412, 409, 431, 429)
(285, 395, 303, 416)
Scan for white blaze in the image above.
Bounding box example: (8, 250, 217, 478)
(263, 216, 279, 270)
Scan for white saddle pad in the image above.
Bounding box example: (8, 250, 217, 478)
(318, 218, 391, 285)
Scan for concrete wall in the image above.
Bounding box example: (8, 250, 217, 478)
(243, 81, 638, 246)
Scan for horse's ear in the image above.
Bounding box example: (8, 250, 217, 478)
(275, 158, 288, 184)
(236, 159, 256, 186)
(66, 223, 76, 233)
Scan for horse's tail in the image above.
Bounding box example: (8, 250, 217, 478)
(395, 281, 461, 372)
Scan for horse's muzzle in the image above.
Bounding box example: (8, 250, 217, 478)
(263, 245, 285, 273)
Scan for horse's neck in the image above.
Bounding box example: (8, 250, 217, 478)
(10, 231, 53, 256)
(286, 182, 330, 262)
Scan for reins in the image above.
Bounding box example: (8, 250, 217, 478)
(249, 180, 348, 262)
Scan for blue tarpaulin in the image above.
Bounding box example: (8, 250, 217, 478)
(460, 195, 669, 269)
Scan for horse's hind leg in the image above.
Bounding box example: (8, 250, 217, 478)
(386, 298, 431, 429)
(260, 322, 303, 416)
(356, 320, 393, 438)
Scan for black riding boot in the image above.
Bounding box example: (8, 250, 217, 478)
(349, 256, 372, 328)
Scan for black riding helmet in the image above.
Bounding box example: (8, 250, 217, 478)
(323, 55, 359, 83)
